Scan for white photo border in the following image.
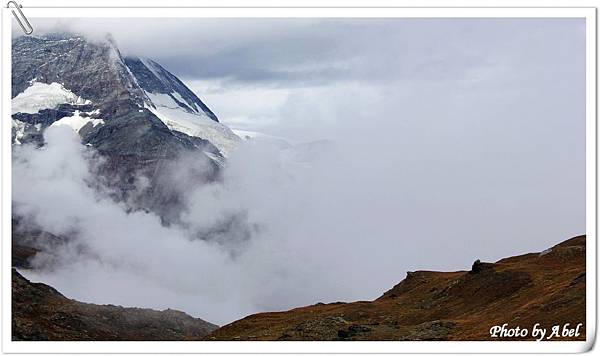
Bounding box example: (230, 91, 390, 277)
(1, 5, 596, 354)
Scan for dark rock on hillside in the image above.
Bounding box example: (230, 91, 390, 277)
(469, 259, 495, 274)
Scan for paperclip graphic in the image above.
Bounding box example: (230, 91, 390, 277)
(7, 1, 33, 35)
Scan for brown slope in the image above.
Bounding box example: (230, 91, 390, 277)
(12, 269, 218, 341)
(205, 235, 585, 341)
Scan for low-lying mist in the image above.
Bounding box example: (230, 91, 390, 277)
(12, 83, 584, 325)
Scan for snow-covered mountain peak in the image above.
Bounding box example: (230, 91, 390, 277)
(12, 33, 241, 158)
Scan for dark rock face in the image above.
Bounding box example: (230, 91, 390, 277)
(13, 103, 95, 127)
(85, 109, 194, 158)
(12, 269, 218, 341)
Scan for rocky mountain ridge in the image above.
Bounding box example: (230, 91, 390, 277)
(12, 269, 218, 341)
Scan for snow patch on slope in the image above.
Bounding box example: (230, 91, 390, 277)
(51, 110, 104, 133)
(12, 82, 91, 115)
(144, 91, 240, 157)
(12, 119, 27, 145)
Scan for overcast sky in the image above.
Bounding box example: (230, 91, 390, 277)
(25, 18, 585, 139)
(15, 17, 587, 323)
